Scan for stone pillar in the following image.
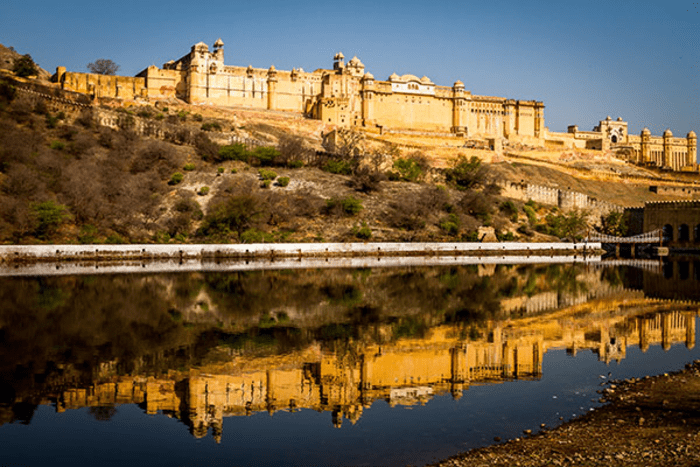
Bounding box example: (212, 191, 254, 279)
(267, 65, 278, 111)
(663, 129, 673, 168)
(688, 131, 697, 166)
(452, 81, 466, 135)
(641, 128, 651, 164)
(361, 73, 374, 126)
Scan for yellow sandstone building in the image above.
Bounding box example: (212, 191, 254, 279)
(51, 39, 697, 170)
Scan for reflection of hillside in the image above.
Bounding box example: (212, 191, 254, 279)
(21, 303, 698, 440)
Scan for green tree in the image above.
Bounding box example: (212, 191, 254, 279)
(31, 201, 71, 239)
(445, 156, 484, 190)
(600, 210, 629, 237)
(13, 54, 38, 78)
(201, 195, 265, 239)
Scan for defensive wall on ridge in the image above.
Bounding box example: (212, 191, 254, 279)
(497, 180, 622, 216)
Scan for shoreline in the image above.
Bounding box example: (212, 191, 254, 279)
(0, 241, 602, 264)
(430, 360, 700, 467)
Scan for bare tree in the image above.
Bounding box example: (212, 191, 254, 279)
(87, 59, 120, 75)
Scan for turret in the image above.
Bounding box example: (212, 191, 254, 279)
(688, 130, 697, 166)
(333, 52, 345, 71)
(641, 128, 651, 164)
(663, 129, 673, 168)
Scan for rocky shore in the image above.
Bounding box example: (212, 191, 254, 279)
(430, 360, 700, 467)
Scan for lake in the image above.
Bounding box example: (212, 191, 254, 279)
(1, 258, 699, 466)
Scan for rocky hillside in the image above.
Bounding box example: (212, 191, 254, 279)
(0, 65, 695, 245)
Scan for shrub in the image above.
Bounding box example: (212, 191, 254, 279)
(217, 167, 224, 174)
(230, 168, 238, 174)
(439, 213, 461, 236)
(183, 163, 196, 171)
(496, 231, 515, 241)
(391, 157, 424, 182)
(50, 140, 65, 151)
(200, 194, 265, 238)
(323, 159, 353, 175)
(261, 180, 271, 188)
(326, 196, 363, 216)
(445, 156, 484, 190)
(258, 168, 277, 181)
(523, 205, 537, 226)
(250, 146, 281, 166)
(287, 160, 304, 169)
(169, 172, 184, 185)
(201, 122, 222, 132)
(218, 143, 249, 162)
(240, 228, 274, 243)
(155, 113, 165, 121)
(500, 201, 518, 222)
(277, 176, 290, 187)
(198, 186, 210, 196)
(13, 54, 38, 77)
(78, 224, 99, 244)
(31, 200, 71, 239)
(177, 110, 188, 121)
(193, 113, 203, 122)
(354, 222, 372, 239)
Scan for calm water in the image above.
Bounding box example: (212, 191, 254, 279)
(1, 258, 699, 466)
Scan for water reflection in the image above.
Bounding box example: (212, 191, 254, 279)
(0, 260, 699, 464)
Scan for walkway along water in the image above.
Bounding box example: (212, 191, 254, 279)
(0, 242, 602, 264)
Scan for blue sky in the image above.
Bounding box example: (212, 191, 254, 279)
(2, 0, 698, 136)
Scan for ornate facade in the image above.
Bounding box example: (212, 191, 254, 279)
(53, 39, 545, 143)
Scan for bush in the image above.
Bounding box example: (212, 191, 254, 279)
(31, 200, 70, 239)
(250, 146, 281, 166)
(200, 194, 265, 238)
(193, 113, 203, 122)
(50, 140, 65, 151)
(391, 157, 424, 182)
(13, 54, 38, 77)
(277, 176, 290, 187)
(500, 201, 518, 222)
(183, 163, 196, 171)
(218, 143, 249, 162)
(198, 186, 210, 196)
(217, 167, 224, 174)
(439, 213, 461, 236)
(258, 168, 277, 181)
(496, 231, 515, 241)
(201, 122, 222, 132)
(240, 228, 274, 243)
(326, 196, 363, 216)
(168, 172, 184, 185)
(523, 205, 537, 226)
(323, 159, 353, 175)
(445, 156, 484, 190)
(354, 222, 372, 239)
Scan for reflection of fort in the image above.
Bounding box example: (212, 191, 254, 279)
(49, 302, 697, 441)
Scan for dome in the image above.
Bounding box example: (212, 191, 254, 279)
(362, 72, 374, 81)
(348, 56, 364, 67)
(663, 129, 673, 137)
(688, 130, 697, 138)
(641, 127, 651, 135)
(268, 65, 276, 71)
(616, 117, 623, 121)
(334, 52, 345, 60)
(606, 116, 612, 121)
(388, 73, 400, 81)
(453, 80, 464, 88)
(399, 74, 421, 82)
(420, 76, 433, 84)
(213, 38, 224, 48)
(193, 41, 209, 51)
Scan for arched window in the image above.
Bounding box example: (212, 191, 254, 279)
(694, 224, 700, 243)
(663, 224, 674, 243)
(679, 224, 690, 242)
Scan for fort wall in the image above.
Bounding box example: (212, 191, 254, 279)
(498, 181, 622, 216)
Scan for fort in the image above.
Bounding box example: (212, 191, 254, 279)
(51, 39, 697, 172)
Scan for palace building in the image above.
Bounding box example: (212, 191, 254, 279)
(51, 39, 696, 170)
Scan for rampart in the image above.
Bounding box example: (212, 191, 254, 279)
(498, 181, 622, 216)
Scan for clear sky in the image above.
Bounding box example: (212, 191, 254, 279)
(2, 0, 698, 136)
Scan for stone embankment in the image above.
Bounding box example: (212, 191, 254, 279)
(0, 242, 601, 264)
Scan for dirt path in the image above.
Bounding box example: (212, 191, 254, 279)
(430, 361, 700, 467)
